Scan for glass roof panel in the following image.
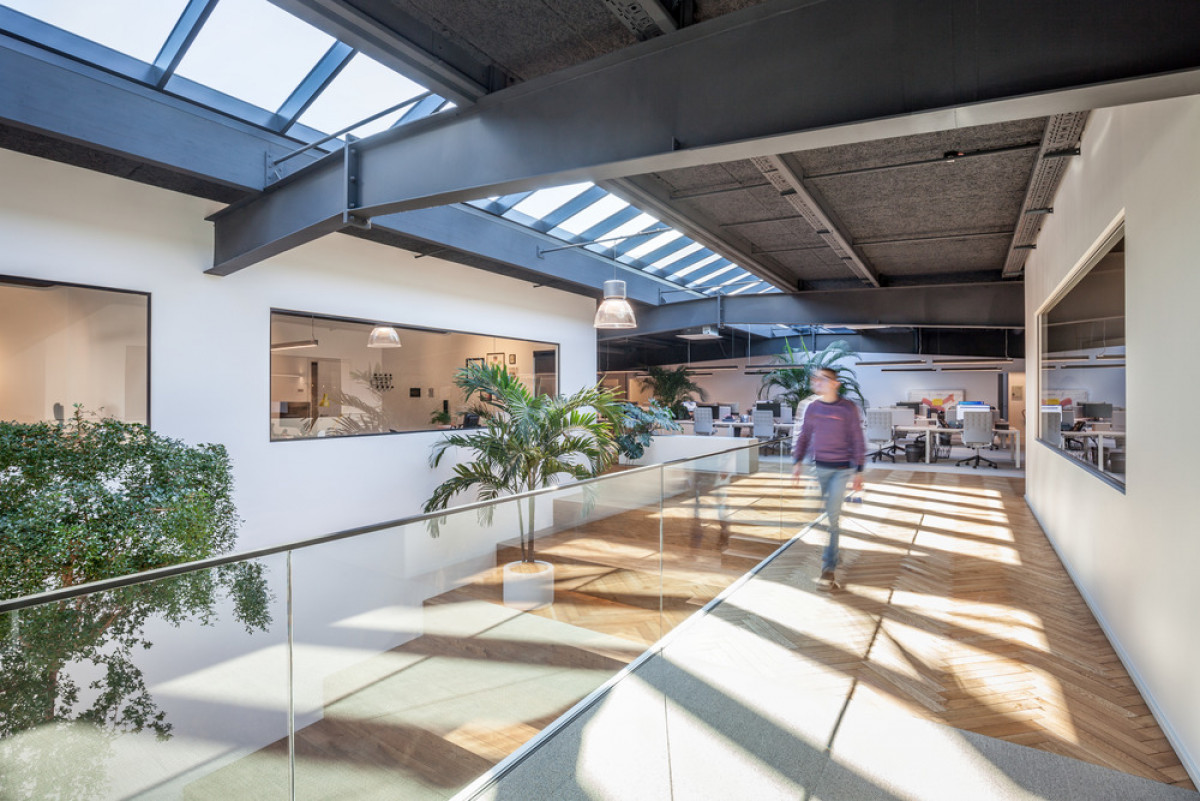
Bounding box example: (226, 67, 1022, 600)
(648, 241, 703, 271)
(509, 183, 593, 219)
(598, 213, 659, 244)
(620, 230, 682, 262)
(668, 253, 722, 279)
(3, 0, 189, 63)
(554, 195, 628, 236)
(690, 264, 737, 286)
(727, 282, 762, 295)
(175, 0, 334, 113)
(296, 52, 427, 137)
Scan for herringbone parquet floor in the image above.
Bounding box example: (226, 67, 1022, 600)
(210, 464, 1195, 797)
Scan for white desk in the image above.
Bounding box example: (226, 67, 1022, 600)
(1062, 430, 1125, 470)
(891, 425, 1021, 468)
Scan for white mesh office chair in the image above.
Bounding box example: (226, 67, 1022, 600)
(718, 405, 732, 420)
(752, 409, 777, 452)
(693, 406, 715, 435)
(956, 409, 998, 468)
(780, 405, 793, 424)
(866, 408, 897, 462)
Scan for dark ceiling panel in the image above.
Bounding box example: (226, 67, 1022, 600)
(356, 0, 635, 81)
(684, 184, 795, 225)
(861, 238, 1010, 276)
(811, 151, 1037, 241)
(792, 118, 1047, 176)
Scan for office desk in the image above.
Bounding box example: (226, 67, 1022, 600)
(1061, 430, 1125, 469)
(892, 425, 1022, 467)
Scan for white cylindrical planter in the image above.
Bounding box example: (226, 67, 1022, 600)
(502, 560, 555, 611)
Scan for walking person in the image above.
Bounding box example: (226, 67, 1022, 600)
(792, 367, 865, 590)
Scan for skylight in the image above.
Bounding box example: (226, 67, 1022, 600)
(554, 195, 629, 236)
(3, 0, 188, 63)
(296, 52, 427, 137)
(174, 0, 335, 112)
(510, 183, 593, 219)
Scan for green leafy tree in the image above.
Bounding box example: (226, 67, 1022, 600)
(757, 338, 866, 410)
(638, 365, 708, 419)
(609, 401, 680, 461)
(423, 363, 620, 563)
(1, 408, 239, 598)
(0, 409, 271, 797)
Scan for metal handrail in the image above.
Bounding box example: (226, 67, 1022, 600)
(0, 435, 788, 613)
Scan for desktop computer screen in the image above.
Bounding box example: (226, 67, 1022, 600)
(896, 401, 921, 414)
(1078, 402, 1113, 419)
(755, 401, 781, 417)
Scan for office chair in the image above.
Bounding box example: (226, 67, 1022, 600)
(956, 410, 998, 468)
(752, 409, 777, 453)
(693, 406, 715, 436)
(779, 405, 793, 424)
(866, 409, 897, 462)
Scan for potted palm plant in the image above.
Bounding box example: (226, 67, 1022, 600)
(638, 365, 708, 419)
(423, 363, 620, 609)
(758, 339, 866, 417)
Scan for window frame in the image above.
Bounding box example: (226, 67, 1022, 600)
(1035, 218, 1126, 491)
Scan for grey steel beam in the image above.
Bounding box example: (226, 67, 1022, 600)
(269, 0, 502, 104)
(598, 282, 1024, 340)
(0, 34, 290, 191)
(0, 35, 674, 301)
(372, 205, 674, 305)
(212, 0, 1200, 273)
(749, 154, 880, 287)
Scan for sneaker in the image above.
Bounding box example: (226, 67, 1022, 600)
(817, 569, 840, 591)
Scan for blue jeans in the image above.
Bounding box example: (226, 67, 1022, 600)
(813, 465, 854, 573)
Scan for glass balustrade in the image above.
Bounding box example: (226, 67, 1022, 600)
(0, 438, 802, 800)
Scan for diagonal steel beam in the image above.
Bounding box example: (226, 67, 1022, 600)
(210, 0, 1200, 274)
(597, 282, 1024, 340)
(0, 35, 673, 302)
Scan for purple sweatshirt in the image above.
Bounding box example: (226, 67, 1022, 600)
(793, 398, 866, 472)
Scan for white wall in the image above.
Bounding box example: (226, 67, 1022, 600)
(0, 149, 598, 550)
(1024, 95, 1200, 781)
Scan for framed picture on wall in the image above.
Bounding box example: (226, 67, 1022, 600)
(508, 353, 517, 365)
(1041, 389, 1088, 408)
(465, 357, 484, 369)
(486, 352, 506, 366)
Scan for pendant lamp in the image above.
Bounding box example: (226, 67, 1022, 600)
(367, 325, 402, 348)
(593, 280, 637, 329)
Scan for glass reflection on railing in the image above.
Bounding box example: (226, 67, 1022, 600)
(0, 556, 288, 800)
(0, 440, 801, 800)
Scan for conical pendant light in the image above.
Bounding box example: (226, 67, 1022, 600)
(367, 325, 402, 348)
(593, 280, 637, 329)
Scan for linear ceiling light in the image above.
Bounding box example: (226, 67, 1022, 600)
(940, 366, 1003, 372)
(1059, 362, 1124, 369)
(1043, 355, 1090, 363)
(594, 280, 637, 329)
(270, 339, 319, 351)
(931, 358, 1014, 367)
(881, 367, 936, 372)
(1095, 353, 1127, 360)
(856, 358, 927, 366)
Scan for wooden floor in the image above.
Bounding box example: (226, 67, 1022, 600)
(801, 467, 1195, 790)
(211, 464, 1194, 796)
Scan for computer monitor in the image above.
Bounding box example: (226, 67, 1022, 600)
(896, 401, 921, 414)
(756, 401, 781, 417)
(1078, 402, 1113, 419)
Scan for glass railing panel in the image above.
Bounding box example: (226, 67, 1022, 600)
(286, 467, 663, 800)
(658, 444, 783, 618)
(0, 555, 289, 801)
